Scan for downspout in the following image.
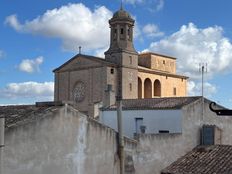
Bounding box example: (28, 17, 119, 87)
(0, 116, 5, 174)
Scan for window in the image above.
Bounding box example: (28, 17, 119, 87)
(110, 68, 114, 74)
(127, 28, 130, 40)
(129, 56, 132, 64)
(135, 118, 143, 134)
(121, 28, 124, 34)
(129, 83, 132, 91)
(173, 87, 177, 96)
(114, 29, 117, 40)
(166, 76, 168, 79)
(163, 60, 166, 65)
(159, 130, 169, 133)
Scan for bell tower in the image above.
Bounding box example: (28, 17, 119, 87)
(105, 6, 138, 99)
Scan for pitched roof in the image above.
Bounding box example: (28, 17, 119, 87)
(53, 54, 117, 72)
(101, 96, 201, 110)
(138, 66, 188, 79)
(161, 145, 232, 174)
(0, 103, 63, 129)
(139, 51, 177, 60)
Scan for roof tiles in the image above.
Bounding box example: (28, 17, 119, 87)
(161, 145, 232, 174)
(102, 96, 201, 110)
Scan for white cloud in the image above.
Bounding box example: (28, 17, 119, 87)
(147, 23, 232, 79)
(187, 81, 217, 97)
(0, 50, 5, 58)
(155, 0, 164, 11)
(0, 81, 54, 101)
(5, 3, 112, 52)
(4, 14, 22, 31)
(18, 56, 44, 73)
(142, 24, 164, 37)
(124, 0, 144, 4)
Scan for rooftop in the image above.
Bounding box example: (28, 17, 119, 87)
(101, 96, 201, 111)
(0, 102, 63, 129)
(161, 145, 232, 174)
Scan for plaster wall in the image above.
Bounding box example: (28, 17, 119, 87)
(3, 106, 124, 174)
(134, 99, 232, 174)
(100, 109, 182, 138)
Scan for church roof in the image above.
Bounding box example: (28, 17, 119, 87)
(161, 145, 232, 174)
(138, 66, 189, 79)
(139, 52, 177, 60)
(113, 8, 133, 19)
(101, 96, 202, 110)
(53, 54, 117, 72)
(0, 102, 63, 129)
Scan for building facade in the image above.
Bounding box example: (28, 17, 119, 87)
(53, 7, 188, 117)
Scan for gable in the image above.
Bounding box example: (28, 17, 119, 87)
(53, 54, 116, 72)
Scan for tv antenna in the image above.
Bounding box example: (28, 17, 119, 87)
(199, 63, 207, 120)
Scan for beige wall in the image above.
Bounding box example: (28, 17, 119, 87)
(138, 71, 187, 98)
(55, 66, 108, 116)
(138, 53, 176, 74)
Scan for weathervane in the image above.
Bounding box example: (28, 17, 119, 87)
(120, 0, 123, 10)
(78, 46, 82, 54)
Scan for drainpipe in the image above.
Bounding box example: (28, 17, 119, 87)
(117, 98, 124, 174)
(0, 116, 5, 174)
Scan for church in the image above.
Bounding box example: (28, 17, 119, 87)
(53, 6, 188, 117)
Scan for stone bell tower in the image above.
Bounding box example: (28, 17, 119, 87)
(105, 6, 138, 99)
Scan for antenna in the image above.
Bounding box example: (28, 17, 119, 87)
(199, 62, 208, 120)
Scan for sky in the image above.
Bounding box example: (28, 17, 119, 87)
(0, 0, 232, 108)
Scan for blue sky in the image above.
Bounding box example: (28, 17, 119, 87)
(0, 0, 232, 108)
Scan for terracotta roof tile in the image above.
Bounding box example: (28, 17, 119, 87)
(0, 105, 62, 129)
(102, 96, 201, 110)
(161, 145, 232, 174)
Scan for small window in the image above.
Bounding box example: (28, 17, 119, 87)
(159, 130, 169, 133)
(121, 28, 124, 34)
(114, 29, 117, 39)
(129, 83, 132, 91)
(129, 56, 132, 64)
(111, 68, 114, 74)
(166, 76, 168, 79)
(182, 78, 184, 82)
(173, 87, 177, 96)
(163, 60, 166, 65)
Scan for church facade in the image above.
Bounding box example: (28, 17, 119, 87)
(53, 7, 188, 117)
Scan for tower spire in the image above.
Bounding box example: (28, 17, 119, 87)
(120, 0, 123, 10)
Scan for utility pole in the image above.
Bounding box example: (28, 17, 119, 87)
(0, 116, 5, 174)
(117, 65, 124, 174)
(199, 63, 207, 120)
(117, 97, 124, 174)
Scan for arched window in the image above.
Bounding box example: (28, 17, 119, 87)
(138, 77, 142, 98)
(144, 78, 152, 98)
(154, 79, 161, 97)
